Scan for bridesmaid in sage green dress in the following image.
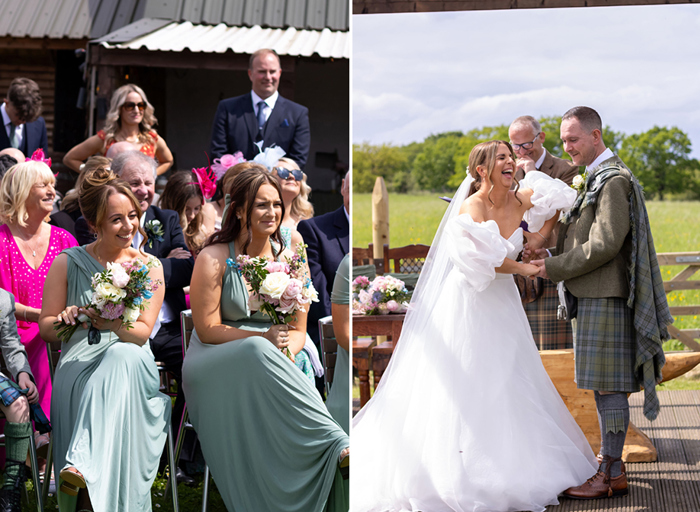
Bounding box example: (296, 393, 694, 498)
(39, 169, 169, 512)
(327, 253, 350, 434)
(183, 166, 349, 512)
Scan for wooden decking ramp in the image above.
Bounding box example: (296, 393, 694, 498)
(547, 389, 700, 512)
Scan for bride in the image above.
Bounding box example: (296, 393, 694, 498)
(352, 140, 598, 512)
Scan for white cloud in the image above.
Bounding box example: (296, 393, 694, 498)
(353, 5, 700, 156)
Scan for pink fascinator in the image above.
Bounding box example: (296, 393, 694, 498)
(192, 165, 217, 200)
(29, 149, 57, 177)
(212, 151, 246, 180)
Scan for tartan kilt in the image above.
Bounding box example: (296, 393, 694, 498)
(0, 374, 51, 433)
(574, 297, 639, 392)
(523, 279, 574, 350)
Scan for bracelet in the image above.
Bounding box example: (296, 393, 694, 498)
(23, 308, 28, 322)
(534, 231, 548, 242)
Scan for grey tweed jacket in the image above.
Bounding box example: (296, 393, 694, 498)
(0, 289, 33, 381)
(545, 155, 634, 299)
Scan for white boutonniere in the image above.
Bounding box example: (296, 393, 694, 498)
(144, 219, 164, 248)
(571, 171, 588, 193)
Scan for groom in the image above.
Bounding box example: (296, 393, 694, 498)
(531, 106, 671, 499)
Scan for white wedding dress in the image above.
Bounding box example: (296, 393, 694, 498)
(351, 172, 597, 512)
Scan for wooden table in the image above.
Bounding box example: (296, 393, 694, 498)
(352, 313, 406, 344)
(352, 314, 406, 404)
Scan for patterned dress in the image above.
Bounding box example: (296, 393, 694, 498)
(0, 224, 77, 421)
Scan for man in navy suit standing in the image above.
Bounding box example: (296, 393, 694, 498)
(297, 173, 349, 349)
(209, 49, 311, 169)
(0, 78, 48, 156)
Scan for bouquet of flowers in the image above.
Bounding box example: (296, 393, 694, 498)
(230, 244, 318, 360)
(54, 259, 163, 344)
(352, 275, 410, 315)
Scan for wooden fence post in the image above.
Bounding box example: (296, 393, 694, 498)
(372, 177, 389, 261)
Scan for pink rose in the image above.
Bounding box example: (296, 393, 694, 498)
(281, 278, 303, 301)
(386, 300, 399, 312)
(266, 261, 290, 274)
(277, 297, 297, 314)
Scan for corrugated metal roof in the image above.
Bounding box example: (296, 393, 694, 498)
(0, 0, 348, 40)
(96, 20, 349, 59)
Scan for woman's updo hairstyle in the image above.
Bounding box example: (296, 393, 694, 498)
(79, 167, 146, 250)
(204, 165, 285, 257)
(467, 140, 520, 204)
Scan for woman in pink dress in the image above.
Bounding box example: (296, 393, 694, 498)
(0, 160, 77, 446)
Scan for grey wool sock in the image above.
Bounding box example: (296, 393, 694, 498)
(596, 392, 629, 478)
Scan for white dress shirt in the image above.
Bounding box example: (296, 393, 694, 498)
(1, 103, 23, 148)
(251, 90, 279, 125)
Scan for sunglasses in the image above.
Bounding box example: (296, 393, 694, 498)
(122, 102, 146, 112)
(273, 167, 304, 182)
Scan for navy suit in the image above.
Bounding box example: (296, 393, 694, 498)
(297, 207, 349, 347)
(209, 93, 310, 169)
(0, 116, 48, 156)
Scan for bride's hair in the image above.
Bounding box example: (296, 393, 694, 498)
(79, 167, 146, 252)
(467, 140, 520, 205)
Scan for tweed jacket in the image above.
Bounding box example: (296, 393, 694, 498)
(514, 150, 579, 184)
(545, 155, 633, 299)
(0, 289, 33, 381)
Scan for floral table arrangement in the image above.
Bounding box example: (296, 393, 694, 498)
(352, 275, 410, 315)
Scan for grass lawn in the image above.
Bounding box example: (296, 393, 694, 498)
(353, 196, 700, 391)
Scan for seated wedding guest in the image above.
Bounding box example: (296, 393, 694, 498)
(327, 253, 350, 434)
(0, 160, 77, 464)
(272, 156, 313, 241)
(182, 167, 349, 511)
(75, 150, 193, 482)
(39, 167, 169, 512)
(63, 84, 173, 176)
(0, 288, 46, 512)
(158, 170, 216, 255)
(50, 156, 110, 238)
(297, 172, 349, 348)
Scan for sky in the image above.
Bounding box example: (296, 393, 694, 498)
(352, 4, 700, 157)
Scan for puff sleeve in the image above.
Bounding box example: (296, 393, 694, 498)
(520, 171, 577, 233)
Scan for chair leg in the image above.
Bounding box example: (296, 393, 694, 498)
(165, 407, 189, 500)
(201, 464, 210, 512)
(166, 423, 179, 512)
(41, 436, 53, 508)
(27, 433, 43, 512)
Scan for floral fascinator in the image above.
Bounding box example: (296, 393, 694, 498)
(30, 149, 57, 176)
(211, 151, 245, 180)
(253, 142, 285, 171)
(192, 165, 217, 200)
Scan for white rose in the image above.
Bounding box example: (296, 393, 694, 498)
(94, 282, 127, 302)
(572, 175, 584, 188)
(122, 307, 140, 323)
(107, 262, 130, 288)
(259, 272, 290, 299)
(302, 283, 319, 303)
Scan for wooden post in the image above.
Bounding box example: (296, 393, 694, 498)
(372, 177, 389, 345)
(372, 176, 389, 260)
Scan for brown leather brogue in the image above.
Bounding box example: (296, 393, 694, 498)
(563, 456, 628, 500)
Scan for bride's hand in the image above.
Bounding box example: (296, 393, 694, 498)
(518, 263, 541, 277)
(522, 244, 549, 263)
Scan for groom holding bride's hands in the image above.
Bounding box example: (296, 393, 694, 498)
(525, 106, 672, 500)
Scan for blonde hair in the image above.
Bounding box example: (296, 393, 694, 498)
(468, 140, 520, 205)
(102, 84, 158, 147)
(0, 160, 55, 226)
(276, 157, 313, 220)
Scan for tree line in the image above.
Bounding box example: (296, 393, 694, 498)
(353, 116, 700, 200)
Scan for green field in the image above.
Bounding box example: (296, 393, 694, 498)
(353, 195, 700, 353)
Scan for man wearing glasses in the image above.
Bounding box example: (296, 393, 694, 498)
(509, 115, 578, 351)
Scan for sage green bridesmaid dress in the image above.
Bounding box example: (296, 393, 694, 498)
(52, 247, 170, 512)
(182, 241, 349, 512)
(327, 254, 350, 434)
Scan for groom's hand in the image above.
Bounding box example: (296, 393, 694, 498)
(530, 259, 549, 279)
(522, 244, 549, 263)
